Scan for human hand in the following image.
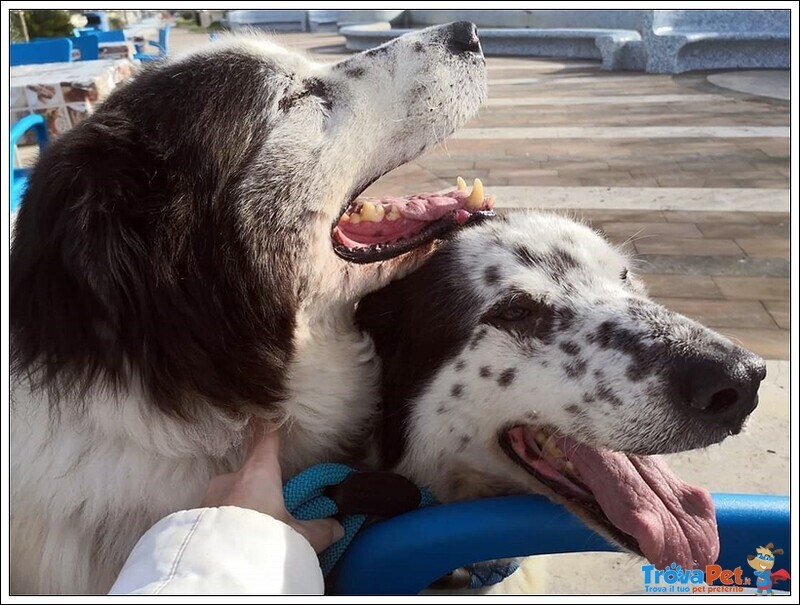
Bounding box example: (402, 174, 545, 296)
(201, 421, 344, 553)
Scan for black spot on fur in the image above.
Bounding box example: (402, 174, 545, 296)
(10, 51, 299, 417)
(345, 67, 366, 78)
(595, 383, 623, 407)
(413, 41, 425, 53)
(513, 245, 542, 269)
(457, 434, 471, 452)
(451, 384, 464, 398)
(497, 368, 517, 387)
(469, 327, 488, 350)
(512, 245, 579, 284)
(566, 404, 582, 415)
(484, 264, 501, 285)
(563, 357, 587, 378)
(479, 366, 492, 378)
(582, 392, 596, 404)
(436, 404, 447, 415)
(559, 340, 581, 356)
(454, 359, 466, 372)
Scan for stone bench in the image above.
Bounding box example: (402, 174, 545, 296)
(227, 10, 307, 33)
(340, 25, 645, 70)
(644, 9, 790, 73)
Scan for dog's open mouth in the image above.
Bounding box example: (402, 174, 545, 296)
(332, 177, 495, 263)
(501, 426, 720, 569)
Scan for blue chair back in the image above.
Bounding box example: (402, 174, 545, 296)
(331, 493, 791, 594)
(92, 30, 126, 43)
(10, 38, 73, 66)
(70, 35, 99, 61)
(157, 24, 171, 54)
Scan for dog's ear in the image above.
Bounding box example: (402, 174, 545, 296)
(747, 554, 756, 561)
(772, 548, 783, 555)
(765, 542, 775, 550)
(355, 245, 484, 468)
(11, 114, 165, 388)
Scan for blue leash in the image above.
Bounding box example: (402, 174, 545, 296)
(283, 463, 518, 586)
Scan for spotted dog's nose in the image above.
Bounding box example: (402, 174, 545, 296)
(446, 21, 481, 55)
(675, 353, 767, 431)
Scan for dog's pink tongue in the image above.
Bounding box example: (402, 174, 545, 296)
(568, 441, 719, 569)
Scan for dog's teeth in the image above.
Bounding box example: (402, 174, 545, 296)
(467, 178, 484, 209)
(456, 176, 468, 192)
(535, 430, 548, 445)
(350, 212, 362, 224)
(543, 438, 564, 459)
(340, 213, 351, 222)
(360, 201, 384, 222)
(386, 206, 401, 221)
(565, 461, 577, 475)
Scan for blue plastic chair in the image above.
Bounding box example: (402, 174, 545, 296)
(134, 24, 170, 61)
(90, 29, 126, 43)
(10, 38, 73, 66)
(10, 114, 49, 212)
(330, 493, 790, 594)
(70, 34, 99, 61)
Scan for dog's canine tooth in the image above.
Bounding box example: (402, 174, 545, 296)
(467, 178, 484, 209)
(350, 212, 362, 224)
(543, 438, 564, 459)
(456, 176, 468, 192)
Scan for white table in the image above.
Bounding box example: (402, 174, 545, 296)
(11, 58, 136, 142)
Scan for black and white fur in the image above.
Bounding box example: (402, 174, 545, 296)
(10, 27, 486, 594)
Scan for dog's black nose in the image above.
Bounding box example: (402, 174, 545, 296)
(446, 21, 481, 55)
(676, 354, 766, 429)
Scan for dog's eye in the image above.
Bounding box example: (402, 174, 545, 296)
(495, 305, 532, 322)
(484, 293, 543, 325)
(620, 268, 629, 281)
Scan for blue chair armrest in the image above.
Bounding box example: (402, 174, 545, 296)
(11, 114, 49, 150)
(147, 40, 166, 54)
(330, 493, 790, 595)
(10, 114, 49, 212)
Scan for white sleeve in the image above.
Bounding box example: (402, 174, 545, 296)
(109, 506, 324, 595)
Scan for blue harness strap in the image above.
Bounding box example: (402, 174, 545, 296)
(282, 463, 516, 587)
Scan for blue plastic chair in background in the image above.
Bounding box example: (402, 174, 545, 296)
(330, 493, 791, 594)
(70, 35, 99, 61)
(134, 24, 171, 61)
(10, 114, 49, 213)
(10, 38, 73, 66)
(87, 29, 126, 43)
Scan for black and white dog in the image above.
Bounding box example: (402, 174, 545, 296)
(10, 25, 764, 594)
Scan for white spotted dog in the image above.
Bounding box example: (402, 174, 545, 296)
(10, 24, 490, 594)
(356, 210, 766, 572)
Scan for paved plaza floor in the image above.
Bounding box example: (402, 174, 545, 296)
(97, 28, 800, 593)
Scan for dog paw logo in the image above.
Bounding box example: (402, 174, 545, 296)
(747, 543, 790, 595)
